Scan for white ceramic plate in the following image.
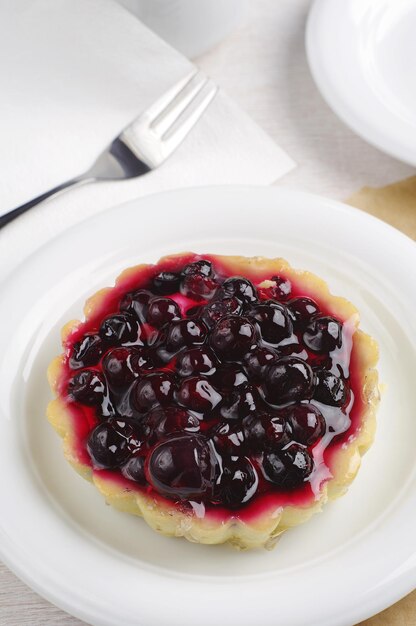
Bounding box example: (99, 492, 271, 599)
(306, 0, 416, 166)
(0, 186, 415, 626)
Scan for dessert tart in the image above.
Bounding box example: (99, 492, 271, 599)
(47, 253, 379, 550)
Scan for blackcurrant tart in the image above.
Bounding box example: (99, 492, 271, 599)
(47, 253, 379, 549)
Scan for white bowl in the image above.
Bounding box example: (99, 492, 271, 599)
(307, 0, 416, 165)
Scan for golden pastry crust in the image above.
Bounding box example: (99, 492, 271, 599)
(47, 254, 379, 550)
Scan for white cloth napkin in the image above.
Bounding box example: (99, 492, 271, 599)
(0, 0, 294, 282)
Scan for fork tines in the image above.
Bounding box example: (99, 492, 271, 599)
(120, 70, 218, 168)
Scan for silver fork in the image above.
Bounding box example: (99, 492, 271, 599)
(0, 70, 217, 229)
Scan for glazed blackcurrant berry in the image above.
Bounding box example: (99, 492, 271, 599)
(201, 297, 242, 327)
(243, 413, 289, 451)
(303, 316, 342, 353)
(120, 289, 152, 321)
(221, 276, 258, 304)
(147, 297, 181, 327)
(270, 275, 292, 300)
(68, 369, 106, 405)
(210, 315, 256, 361)
(69, 333, 104, 369)
(216, 457, 258, 508)
(287, 297, 320, 329)
(244, 346, 280, 380)
(241, 414, 267, 451)
(217, 384, 264, 421)
(131, 372, 176, 413)
(121, 455, 146, 483)
(249, 302, 293, 344)
(129, 347, 162, 373)
(146, 434, 216, 499)
(263, 443, 313, 489)
(313, 369, 348, 406)
(181, 274, 219, 300)
(102, 347, 139, 390)
(87, 418, 142, 468)
(185, 304, 203, 318)
(144, 406, 200, 445)
(177, 377, 222, 413)
(277, 343, 309, 361)
(118, 418, 144, 453)
(283, 403, 326, 446)
(100, 313, 138, 345)
(210, 421, 246, 454)
(182, 259, 213, 277)
(175, 347, 217, 377)
(166, 319, 208, 351)
(152, 271, 181, 295)
(88, 422, 129, 468)
(211, 363, 248, 391)
(264, 414, 291, 447)
(263, 357, 314, 405)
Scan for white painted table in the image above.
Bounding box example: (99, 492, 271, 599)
(1, 0, 414, 624)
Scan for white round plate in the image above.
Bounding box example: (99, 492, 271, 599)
(306, 0, 416, 166)
(0, 186, 415, 626)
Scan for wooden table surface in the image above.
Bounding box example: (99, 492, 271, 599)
(1, 0, 415, 624)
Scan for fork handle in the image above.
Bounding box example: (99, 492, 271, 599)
(0, 177, 87, 229)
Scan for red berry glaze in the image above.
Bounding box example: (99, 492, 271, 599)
(61, 253, 364, 515)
